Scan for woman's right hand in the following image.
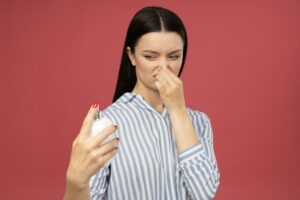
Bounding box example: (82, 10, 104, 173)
(66, 103, 119, 189)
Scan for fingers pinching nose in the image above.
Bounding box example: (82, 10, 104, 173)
(153, 67, 162, 78)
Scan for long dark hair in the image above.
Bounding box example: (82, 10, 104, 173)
(112, 6, 188, 102)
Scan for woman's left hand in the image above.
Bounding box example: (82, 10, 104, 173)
(154, 67, 186, 113)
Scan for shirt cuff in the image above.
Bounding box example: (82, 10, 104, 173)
(178, 143, 206, 164)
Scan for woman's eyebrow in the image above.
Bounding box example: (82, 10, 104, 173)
(142, 49, 182, 54)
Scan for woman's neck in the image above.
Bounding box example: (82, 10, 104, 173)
(132, 83, 164, 113)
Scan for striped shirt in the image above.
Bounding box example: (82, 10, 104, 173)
(89, 92, 220, 200)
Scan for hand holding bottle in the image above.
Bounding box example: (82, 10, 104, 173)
(65, 103, 119, 190)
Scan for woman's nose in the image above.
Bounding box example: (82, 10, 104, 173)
(157, 58, 170, 69)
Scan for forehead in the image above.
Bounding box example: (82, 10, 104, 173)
(135, 32, 184, 52)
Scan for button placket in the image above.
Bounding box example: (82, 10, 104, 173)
(131, 93, 177, 199)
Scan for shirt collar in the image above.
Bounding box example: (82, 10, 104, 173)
(118, 92, 136, 103)
(118, 92, 168, 118)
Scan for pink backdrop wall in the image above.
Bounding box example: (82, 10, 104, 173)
(1, 0, 299, 199)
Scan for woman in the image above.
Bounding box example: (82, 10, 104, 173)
(64, 6, 220, 200)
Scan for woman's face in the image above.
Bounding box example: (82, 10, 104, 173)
(126, 31, 184, 92)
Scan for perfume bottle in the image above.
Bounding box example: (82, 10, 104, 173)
(91, 110, 117, 167)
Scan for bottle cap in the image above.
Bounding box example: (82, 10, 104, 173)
(94, 110, 101, 120)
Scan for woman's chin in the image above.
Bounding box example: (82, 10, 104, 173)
(152, 86, 161, 93)
(146, 83, 159, 92)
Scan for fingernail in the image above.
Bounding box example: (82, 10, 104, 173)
(113, 125, 118, 129)
(92, 102, 99, 108)
(116, 137, 119, 140)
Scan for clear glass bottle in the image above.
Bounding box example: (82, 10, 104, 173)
(91, 110, 117, 167)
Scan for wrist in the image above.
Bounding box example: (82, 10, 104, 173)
(64, 178, 89, 200)
(66, 170, 89, 190)
(168, 106, 187, 116)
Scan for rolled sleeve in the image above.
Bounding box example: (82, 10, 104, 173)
(176, 111, 220, 200)
(178, 143, 206, 164)
(89, 166, 110, 200)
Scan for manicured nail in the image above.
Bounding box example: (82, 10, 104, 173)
(113, 125, 118, 129)
(92, 102, 99, 108)
(116, 137, 120, 140)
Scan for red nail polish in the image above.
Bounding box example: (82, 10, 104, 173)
(92, 102, 99, 108)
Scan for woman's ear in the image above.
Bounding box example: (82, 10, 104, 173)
(126, 46, 136, 66)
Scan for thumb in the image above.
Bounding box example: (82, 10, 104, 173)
(154, 81, 164, 94)
(79, 102, 99, 138)
(154, 81, 165, 94)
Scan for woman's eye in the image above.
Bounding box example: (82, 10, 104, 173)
(169, 55, 180, 60)
(144, 55, 180, 60)
(144, 55, 156, 60)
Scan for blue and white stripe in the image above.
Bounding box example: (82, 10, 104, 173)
(89, 92, 220, 200)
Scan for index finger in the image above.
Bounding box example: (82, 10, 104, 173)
(162, 67, 181, 83)
(79, 102, 99, 138)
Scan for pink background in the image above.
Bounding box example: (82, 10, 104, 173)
(1, 0, 299, 199)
